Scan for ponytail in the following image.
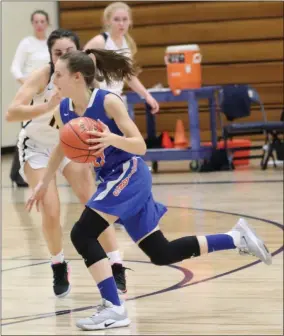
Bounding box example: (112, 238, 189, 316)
(85, 48, 137, 85)
(60, 49, 137, 87)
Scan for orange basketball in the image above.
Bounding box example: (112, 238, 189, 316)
(60, 117, 102, 163)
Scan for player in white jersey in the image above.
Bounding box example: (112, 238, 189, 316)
(6, 29, 129, 297)
(10, 10, 50, 187)
(84, 1, 159, 114)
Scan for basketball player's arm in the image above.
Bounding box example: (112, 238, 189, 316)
(125, 77, 149, 99)
(104, 94, 147, 155)
(10, 38, 28, 85)
(5, 66, 55, 122)
(43, 143, 65, 185)
(83, 35, 105, 50)
(125, 77, 159, 114)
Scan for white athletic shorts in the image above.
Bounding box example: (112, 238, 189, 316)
(17, 133, 71, 182)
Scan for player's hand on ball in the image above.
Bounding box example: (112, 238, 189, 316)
(87, 120, 116, 155)
(25, 180, 48, 212)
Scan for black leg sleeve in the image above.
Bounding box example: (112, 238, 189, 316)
(138, 230, 200, 266)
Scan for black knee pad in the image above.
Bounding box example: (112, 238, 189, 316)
(138, 230, 200, 266)
(70, 206, 109, 268)
(138, 231, 168, 265)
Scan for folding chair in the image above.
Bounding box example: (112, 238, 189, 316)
(218, 85, 284, 170)
(217, 85, 268, 169)
(260, 110, 284, 169)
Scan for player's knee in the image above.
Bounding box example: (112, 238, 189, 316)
(149, 244, 172, 266)
(41, 206, 60, 228)
(139, 230, 172, 266)
(70, 207, 109, 247)
(40, 193, 60, 223)
(150, 254, 170, 266)
(70, 221, 107, 268)
(70, 220, 85, 253)
(70, 207, 109, 267)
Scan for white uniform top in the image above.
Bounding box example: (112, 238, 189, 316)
(11, 36, 49, 80)
(99, 32, 131, 96)
(19, 73, 60, 147)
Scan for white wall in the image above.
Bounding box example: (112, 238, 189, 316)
(1, 2, 58, 147)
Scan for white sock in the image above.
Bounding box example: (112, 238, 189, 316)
(51, 250, 65, 264)
(107, 250, 123, 265)
(226, 231, 241, 248)
(113, 303, 125, 313)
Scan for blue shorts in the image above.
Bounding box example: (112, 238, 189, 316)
(86, 157, 167, 242)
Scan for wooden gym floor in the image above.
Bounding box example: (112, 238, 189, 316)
(1, 154, 283, 335)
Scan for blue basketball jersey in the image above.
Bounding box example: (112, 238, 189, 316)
(59, 88, 133, 180)
(59, 88, 167, 243)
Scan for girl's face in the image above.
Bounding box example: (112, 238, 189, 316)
(107, 9, 131, 36)
(54, 59, 83, 98)
(53, 59, 73, 97)
(32, 14, 49, 34)
(51, 38, 77, 65)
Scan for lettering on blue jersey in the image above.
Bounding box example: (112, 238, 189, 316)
(113, 157, 138, 196)
(92, 152, 106, 168)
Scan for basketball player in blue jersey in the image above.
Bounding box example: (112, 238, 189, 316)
(26, 49, 272, 331)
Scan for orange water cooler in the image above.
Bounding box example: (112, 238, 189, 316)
(165, 44, 202, 95)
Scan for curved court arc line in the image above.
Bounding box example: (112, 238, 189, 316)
(2, 207, 283, 327)
(1, 261, 193, 325)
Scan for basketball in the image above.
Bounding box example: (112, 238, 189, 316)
(59, 117, 102, 163)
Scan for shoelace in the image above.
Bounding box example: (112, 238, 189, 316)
(238, 247, 254, 256)
(52, 264, 68, 285)
(113, 266, 133, 285)
(237, 236, 255, 257)
(92, 300, 109, 317)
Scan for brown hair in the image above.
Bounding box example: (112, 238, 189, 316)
(31, 10, 49, 23)
(60, 49, 136, 87)
(47, 29, 81, 76)
(103, 2, 137, 56)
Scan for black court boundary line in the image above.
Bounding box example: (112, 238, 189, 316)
(1, 261, 193, 325)
(1, 179, 283, 190)
(1, 206, 283, 327)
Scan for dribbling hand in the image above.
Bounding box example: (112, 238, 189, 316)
(87, 120, 115, 155)
(25, 180, 48, 212)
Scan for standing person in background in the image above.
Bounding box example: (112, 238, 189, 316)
(84, 1, 159, 115)
(10, 10, 50, 187)
(11, 10, 50, 85)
